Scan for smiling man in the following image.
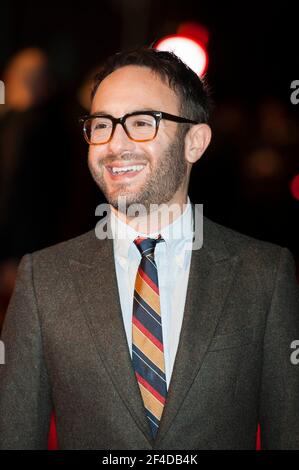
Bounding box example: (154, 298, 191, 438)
(86, 57, 211, 232)
(0, 48, 299, 450)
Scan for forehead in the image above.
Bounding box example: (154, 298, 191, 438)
(91, 65, 180, 115)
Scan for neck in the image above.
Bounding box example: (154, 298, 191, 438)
(111, 193, 189, 235)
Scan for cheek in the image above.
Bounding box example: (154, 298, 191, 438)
(87, 146, 93, 161)
(88, 146, 101, 166)
(87, 148, 100, 176)
(143, 141, 164, 166)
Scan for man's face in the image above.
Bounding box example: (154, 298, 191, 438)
(88, 65, 188, 212)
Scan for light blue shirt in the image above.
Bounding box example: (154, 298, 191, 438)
(110, 198, 193, 390)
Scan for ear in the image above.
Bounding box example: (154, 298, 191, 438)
(184, 124, 212, 164)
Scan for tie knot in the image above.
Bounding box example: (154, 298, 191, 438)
(134, 236, 162, 257)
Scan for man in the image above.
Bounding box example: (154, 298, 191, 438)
(0, 48, 298, 450)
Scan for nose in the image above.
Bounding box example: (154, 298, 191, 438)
(106, 121, 135, 154)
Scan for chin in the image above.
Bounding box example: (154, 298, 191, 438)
(107, 192, 138, 208)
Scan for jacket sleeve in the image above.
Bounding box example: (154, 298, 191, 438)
(259, 247, 299, 449)
(0, 254, 53, 449)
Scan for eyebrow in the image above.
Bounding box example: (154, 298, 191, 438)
(91, 107, 158, 115)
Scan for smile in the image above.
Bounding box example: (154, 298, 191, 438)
(105, 163, 147, 179)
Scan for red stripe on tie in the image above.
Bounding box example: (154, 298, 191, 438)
(135, 237, 147, 246)
(139, 267, 159, 295)
(135, 372, 166, 405)
(133, 316, 164, 352)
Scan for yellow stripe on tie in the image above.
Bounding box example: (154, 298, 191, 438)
(132, 324, 165, 373)
(138, 382, 165, 420)
(135, 272, 161, 315)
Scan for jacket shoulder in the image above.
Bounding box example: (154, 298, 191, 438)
(203, 216, 290, 262)
(29, 228, 106, 266)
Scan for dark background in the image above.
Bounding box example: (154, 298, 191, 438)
(0, 0, 299, 325)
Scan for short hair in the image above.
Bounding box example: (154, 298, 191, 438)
(91, 47, 211, 124)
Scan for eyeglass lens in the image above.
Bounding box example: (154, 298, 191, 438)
(85, 114, 157, 143)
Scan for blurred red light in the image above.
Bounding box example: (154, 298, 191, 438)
(177, 22, 210, 46)
(154, 35, 208, 77)
(290, 174, 299, 200)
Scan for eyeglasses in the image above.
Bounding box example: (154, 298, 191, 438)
(79, 110, 199, 145)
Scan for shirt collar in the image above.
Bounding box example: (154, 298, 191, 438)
(110, 197, 193, 267)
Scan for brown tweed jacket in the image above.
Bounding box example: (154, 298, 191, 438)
(0, 213, 299, 449)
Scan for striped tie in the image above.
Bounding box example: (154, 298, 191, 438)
(132, 236, 167, 439)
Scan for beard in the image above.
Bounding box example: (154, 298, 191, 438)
(88, 127, 187, 214)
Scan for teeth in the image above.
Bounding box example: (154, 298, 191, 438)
(111, 165, 145, 174)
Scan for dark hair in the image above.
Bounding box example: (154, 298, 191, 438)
(91, 47, 211, 124)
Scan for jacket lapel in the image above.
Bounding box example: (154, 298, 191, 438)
(154, 214, 239, 447)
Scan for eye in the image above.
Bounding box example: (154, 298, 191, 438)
(130, 117, 155, 127)
(95, 122, 108, 129)
(135, 120, 152, 127)
(92, 118, 112, 131)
